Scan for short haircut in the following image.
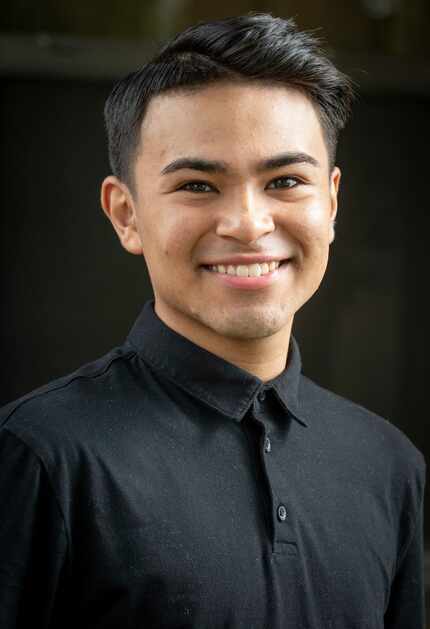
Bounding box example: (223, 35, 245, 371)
(104, 12, 355, 196)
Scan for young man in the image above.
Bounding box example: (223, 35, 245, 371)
(0, 13, 425, 629)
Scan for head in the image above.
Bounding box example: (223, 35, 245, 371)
(104, 13, 353, 197)
(101, 13, 354, 351)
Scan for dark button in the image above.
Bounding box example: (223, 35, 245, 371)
(264, 437, 271, 453)
(277, 505, 287, 522)
(258, 389, 266, 402)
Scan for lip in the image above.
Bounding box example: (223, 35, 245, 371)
(202, 259, 290, 290)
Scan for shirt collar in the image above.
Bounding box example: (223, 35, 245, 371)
(125, 300, 308, 427)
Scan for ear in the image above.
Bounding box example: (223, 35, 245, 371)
(328, 166, 341, 245)
(100, 176, 143, 255)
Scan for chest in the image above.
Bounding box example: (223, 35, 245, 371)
(66, 420, 396, 628)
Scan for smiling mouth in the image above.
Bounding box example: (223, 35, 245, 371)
(201, 259, 289, 277)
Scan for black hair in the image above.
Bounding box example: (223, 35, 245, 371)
(104, 12, 355, 196)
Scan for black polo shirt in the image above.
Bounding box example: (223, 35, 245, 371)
(0, 300, 426, 628)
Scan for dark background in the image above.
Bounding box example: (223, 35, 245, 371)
(1, 0, 429, 604)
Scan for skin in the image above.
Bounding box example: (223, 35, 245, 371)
(101, 82, 340, 381)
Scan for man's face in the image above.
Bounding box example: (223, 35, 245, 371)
(106, 82, 340, 343)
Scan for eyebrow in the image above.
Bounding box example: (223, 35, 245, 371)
(160, 151, 320, 176)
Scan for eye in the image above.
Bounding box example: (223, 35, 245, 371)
(266, 176, 301, 190)
(178, 181, 215, 193)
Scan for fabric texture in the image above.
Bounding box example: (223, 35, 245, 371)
(0, 300, 426, 628)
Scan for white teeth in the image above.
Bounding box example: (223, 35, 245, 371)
(249, 263, 262, 277)
(209, 261, 281, 276)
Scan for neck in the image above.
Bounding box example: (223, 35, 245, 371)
(154, 302, 293, 382)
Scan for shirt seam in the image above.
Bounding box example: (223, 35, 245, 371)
(0, 350, 138, 578)
(393, 463, 426, 578)
(0, 350, 137, 428)
(2, 427, 71, 573)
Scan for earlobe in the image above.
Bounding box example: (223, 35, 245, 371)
(100, 176, 143, 255)
(329, 219, 337, 244)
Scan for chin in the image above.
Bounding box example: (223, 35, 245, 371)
(194, 304, 292, 341)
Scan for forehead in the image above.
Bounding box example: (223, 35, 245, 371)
(137, 82, 327, 171)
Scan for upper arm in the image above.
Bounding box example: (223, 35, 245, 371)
(0, 429, 69, 628)
(384, 460, 426, 629)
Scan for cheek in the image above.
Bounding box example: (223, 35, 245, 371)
(149, 211, 208, 264)
(288, 200, 332, 250)
(163, 220, 192, 261)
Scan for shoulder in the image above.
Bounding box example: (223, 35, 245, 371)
(300, 374, 426, 481)
(0, 345, 141, 461)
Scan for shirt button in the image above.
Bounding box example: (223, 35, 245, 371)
(264, 437, 271, 453)
(277, 505, 287, 522)
(258, 389, 266, 402)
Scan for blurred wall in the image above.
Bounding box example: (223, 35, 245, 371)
(2, 0, 430, 57)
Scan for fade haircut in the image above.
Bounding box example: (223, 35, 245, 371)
(104, 12, 354, 197)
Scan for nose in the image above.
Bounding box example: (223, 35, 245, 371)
(215, 187, 275, 244)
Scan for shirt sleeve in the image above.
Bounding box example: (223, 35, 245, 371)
(384, 464, 426, 629)
(0, 428, 69, 628)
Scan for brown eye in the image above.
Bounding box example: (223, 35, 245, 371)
(179, 181, 214, 193)
(267, 176, 300, 190)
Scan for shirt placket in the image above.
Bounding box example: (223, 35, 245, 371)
(250, 388, 298, 557)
